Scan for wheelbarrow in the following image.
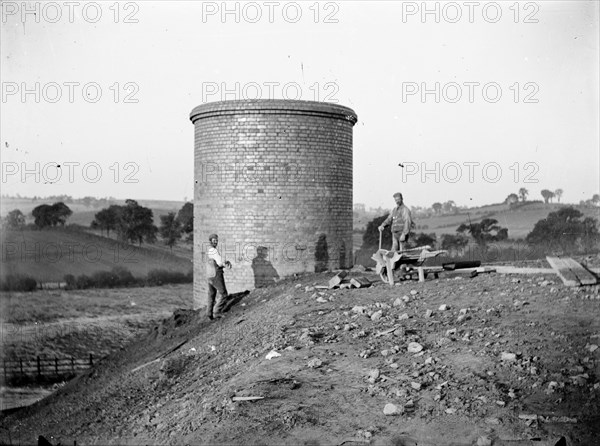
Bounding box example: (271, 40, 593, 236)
(371, 232, 448, 285)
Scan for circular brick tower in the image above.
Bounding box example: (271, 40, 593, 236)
(190, 99, 358, 310)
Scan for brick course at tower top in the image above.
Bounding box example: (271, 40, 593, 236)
(190, 100, 358, 310)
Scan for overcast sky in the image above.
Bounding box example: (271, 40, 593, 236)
(1, 0, 598, 209)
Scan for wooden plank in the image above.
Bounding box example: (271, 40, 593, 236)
(232, 396, 264, 402)
(547, 256, 580, 286)
(560, 258, 597, 286)
(494, 266, 555, 275)
(385, 255, 395, 285)
(421, 266, 445, 273)
(475, 267, 496, 273)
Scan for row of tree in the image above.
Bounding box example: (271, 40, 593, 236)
(3, 200, 194, 251)
(91, 200, 158, 245)
(4, 203, 73, 229)
(91, 200, 193, 249)
(431, 201, 458, 215)
(506, 189, 600, 206)
(2, 194, 118, 208)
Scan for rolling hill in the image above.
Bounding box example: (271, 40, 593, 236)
(0, 197, 186, 227)
(1, 228, 192, 283)
(353, 202, 600, 240)
(414, 202, 600, 239)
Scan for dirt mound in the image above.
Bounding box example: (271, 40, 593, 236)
(1, 270, 599, 445)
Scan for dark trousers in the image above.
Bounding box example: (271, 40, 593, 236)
(392, 232, 410, 251)
(207, 268, 228, 317)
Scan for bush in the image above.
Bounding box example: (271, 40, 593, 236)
(64, 267, 190, 290)
(147, 269, 192, 286)
(91, 270, 119, 288)
(441, 234, 469, 252)
(526, 207, 600, 253)
(75, 274, 94, 289)
(0, 274, 37, 292)
(64, 274, 76, 290)
(111, 266, 137, 286)
(413, 232, 437, 248)
(87, 266, 139, 289)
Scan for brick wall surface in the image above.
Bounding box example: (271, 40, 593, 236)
(190, 99, 358, 310)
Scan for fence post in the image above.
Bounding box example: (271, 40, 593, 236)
(37, 355, 41, 377)
(20, 359, 23, 377)
(55, 357, 58, 376)
(71, 357, 75, 374)
(89, 353, 93, 367)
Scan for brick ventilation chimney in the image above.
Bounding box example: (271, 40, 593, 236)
(190, 99, 358, 310)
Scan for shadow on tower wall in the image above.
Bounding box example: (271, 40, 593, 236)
(252, 246, 280, 288)
(339, 242, 347, 269)
(315, 234, 329, 273)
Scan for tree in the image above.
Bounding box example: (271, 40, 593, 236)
(176, 202, 193, 241)
(362, 215, 392, 249)
(443, 200, 457, 214)
(31, 202, 72, 228)
(505, 193, 519, 206)
(441, 233, 469, 252)
(51, 202, 73, 226)
(554, 189, 563, 203)
(32, 204, 53, 228)
(541, 189, 555, 204)
(120, 199, 158, 245)
(159, 212, 182, 251)
(4, 209, 25, 230)
(457, 218, 508, 247)
(91, 206, 121, 236)
(432, 202, 442, 215)
(413, 232, 437, 248)
(526, 207, 599, 252)
(518, 188, 528, 202)
(592, 194, 600, 206)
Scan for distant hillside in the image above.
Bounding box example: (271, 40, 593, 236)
(1, 228, 192, 282)
(353, 202, 600, 244)
(0, 197, 186, 227)
(411, 202, 599, 239)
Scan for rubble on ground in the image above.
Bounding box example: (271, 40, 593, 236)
(2, 264, 599, 445)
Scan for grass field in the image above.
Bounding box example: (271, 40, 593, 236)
(0, 284, 191, 324)
(0, 284, 192, 361)
(1, 229, 192, 282)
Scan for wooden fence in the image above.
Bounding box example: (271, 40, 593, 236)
(2, 354, 94, 382)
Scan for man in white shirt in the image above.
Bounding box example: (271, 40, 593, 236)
(206, 233, 232, 320)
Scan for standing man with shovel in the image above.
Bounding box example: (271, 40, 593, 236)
(378, 192, 413, 252)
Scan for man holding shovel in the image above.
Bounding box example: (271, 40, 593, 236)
(378, 192, 413, 252)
